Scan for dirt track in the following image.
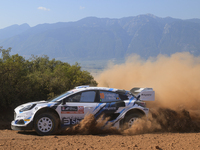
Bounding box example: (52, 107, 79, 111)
(1, 108, 200, 150)
(0, 130, 200, 150)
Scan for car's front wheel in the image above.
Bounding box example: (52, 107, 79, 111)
(34, 113, 58, 135)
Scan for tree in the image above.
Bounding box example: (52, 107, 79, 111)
(0, 47, 98, 110)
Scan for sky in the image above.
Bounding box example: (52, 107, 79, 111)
(1, 0, 200, 29)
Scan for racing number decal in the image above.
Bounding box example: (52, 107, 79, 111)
(100, 93, 104, 99)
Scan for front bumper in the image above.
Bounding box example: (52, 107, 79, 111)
(11, 120, 34, 131)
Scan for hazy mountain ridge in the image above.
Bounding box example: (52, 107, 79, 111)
(0, 23, 30, 40)
(0, 14, 200, 63)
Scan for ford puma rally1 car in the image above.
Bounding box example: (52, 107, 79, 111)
(11, 86, 155, 135)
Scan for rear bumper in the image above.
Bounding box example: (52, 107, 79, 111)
(11, 121, 33, 131)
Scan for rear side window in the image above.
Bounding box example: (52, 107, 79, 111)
(118, 93, 128, 100)
(100, 91, 122, 102)
(65, 91, 96, 102)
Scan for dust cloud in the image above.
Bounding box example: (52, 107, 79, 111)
(62, 109, 200, 135)
(96, 52, 200, 110)
(61, 114, 121, 135)
(124, 108, 200, 135)
(96, 52, 200, 134)
(63, 52, 200, 135)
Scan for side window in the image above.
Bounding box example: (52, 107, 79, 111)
(80, 91, 96, 102)
(118, 94, 128, 100)
(66, 93, 81, 102)
(100, 91, 121, 102)
(65, 91, 96, 102)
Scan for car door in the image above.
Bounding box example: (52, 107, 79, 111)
(94, 90, 126, 121)
(60, 90, 98, 126)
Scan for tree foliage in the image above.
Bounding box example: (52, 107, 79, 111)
(0, 47, 97, 109)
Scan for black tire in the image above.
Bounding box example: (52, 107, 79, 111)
(124, 113, 143, 129)
(34, 113, 59, 136)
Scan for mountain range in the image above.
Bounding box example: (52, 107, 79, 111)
(0, 14, 200, 64)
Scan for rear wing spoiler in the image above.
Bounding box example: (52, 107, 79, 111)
(130, 87, 155, 101)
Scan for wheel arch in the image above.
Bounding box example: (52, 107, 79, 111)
(124, 108, 146, 118)
(33, 107, 60, 127)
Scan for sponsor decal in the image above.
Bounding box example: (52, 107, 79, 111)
(100, 93, 105, 99)
(94, 103, 119, 118)
(61, 106, 84, 114)
(103, 107, 116, 110)
(24, 119, 30, 121)
(71, 89, 78, 93)
(17, 116, 24, 118)
(62, 106, 78, 111)
(24, 117, 31, 122)
(62, 117, 83, 125)
(141, 94, 151, 96)
(17, 113, 33, 119)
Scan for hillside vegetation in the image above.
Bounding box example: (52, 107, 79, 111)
(0, 47, 97, 111)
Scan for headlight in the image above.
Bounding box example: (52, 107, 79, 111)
(19, 104, 36, 112)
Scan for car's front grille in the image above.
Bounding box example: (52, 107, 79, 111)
(15, 119, 25, 125)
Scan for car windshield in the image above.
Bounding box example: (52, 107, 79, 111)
(47, 91, 73, 102)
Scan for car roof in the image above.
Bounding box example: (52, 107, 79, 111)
(71, 86, 117, 92)
(71, 86, 129, 95)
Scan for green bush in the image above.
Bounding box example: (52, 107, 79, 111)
(0, 47, 97, 109)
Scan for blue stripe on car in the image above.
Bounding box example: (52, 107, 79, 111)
(94, 103, 110, 118)
(110, 102, 116, 106)
(93, 103, 103, 112)
(119, 108, 125, 114)
(47, 104, 53, 107)
(128, 97, 134, 105)
(109, 88, 114, 91)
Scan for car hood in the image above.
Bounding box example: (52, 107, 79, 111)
(15, 100, 54, 112)
(17, 100, 46, 107)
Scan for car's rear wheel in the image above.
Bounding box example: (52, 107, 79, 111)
(34, 113, 58, 135)
(124, 113, 143, 129)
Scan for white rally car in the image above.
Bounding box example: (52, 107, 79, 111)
(11, 86, 155, 135)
